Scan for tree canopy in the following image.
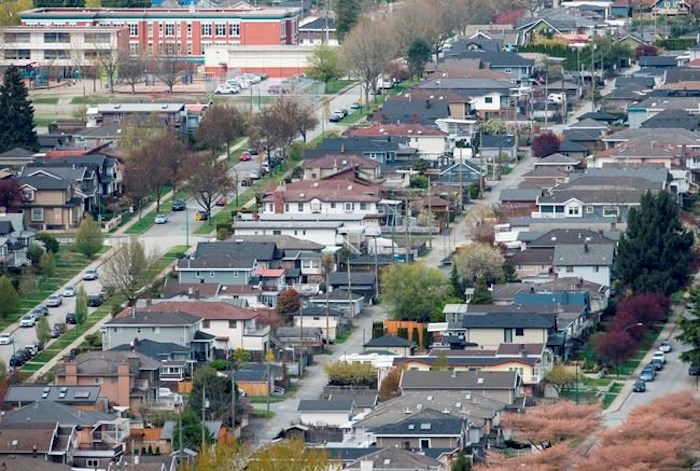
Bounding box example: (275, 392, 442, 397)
(677, 286, 700, 367)
(0, 66, 39, 153)
(455, 243, 504, 284)
(615, 191, 693, 295)
(381, 262, 449, 321)
(306, 45, 341, 87)
(333, 0, 363, 41)
(74, 215, 104, 258)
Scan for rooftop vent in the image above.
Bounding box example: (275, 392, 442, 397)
(420, 423, 432, 430)
(477, 377, 484, 384)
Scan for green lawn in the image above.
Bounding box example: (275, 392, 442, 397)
(33, 117, 57, 127)
(125, 211, 158, 235)
(325, 79, 355, 95)
(248, 396, 286, 404)
(249, 409, 275, 419)
(70, 96, 111, 105)
(32, 97, 59, 105)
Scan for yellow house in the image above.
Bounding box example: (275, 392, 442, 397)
(460, 312, 557, 349)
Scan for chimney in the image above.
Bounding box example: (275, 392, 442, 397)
(584, 243, 589, 253)
(425, 99, 431, 109)
(130, 337, 139, 351)
(274, 190, 284, 214)
(412, 113, 419, 124)
(340, 143, 345, 154)
(195, 288, 200, 300)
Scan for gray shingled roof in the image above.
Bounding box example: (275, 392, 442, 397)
(369, 409, 464, 436)
(401, 370, 518, 391)
(178, 241, 277, 270)
(553, 243, 615, 266)
(4, 385, 101, 404)
(345, 447, 442, 471)
(528, 229, 616, 248)
(298, 399, 354, 412)
(2, 401, 115, 426)
(107, 310, 200, 326)
(365, 335, 414, 348)
(461, 312, 557, 329)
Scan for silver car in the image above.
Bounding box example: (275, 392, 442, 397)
(46, 294, 62, 307)
(154, 214, 168, 224)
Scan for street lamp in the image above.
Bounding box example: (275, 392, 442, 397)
(617, 322, 644, 378)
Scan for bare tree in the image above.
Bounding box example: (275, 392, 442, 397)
(392, 0, 469, 57)
(149, 44, 191, 94)
(184, 152, 235, 222)
(101, 237, 159, 306)
(158, 132, 189, 197)
(124, 148, 155, 220)
(340, 17, 398, 105)
(280, 97, 319, 143)
(195, 105, 245, 160)
(119, 50, 146, 94)
(93, 46, 120, 93)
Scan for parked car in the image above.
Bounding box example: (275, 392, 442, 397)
(240, 151, 252, 161)
(83, 268, 98, 281)
(652, 351, 666, 364)
(99, 285, 114, 298)
(172, 199, 186, 211)
(0, 333, 13, 345)
(689, 363, 700, 375)
(248, 170, 260, 180)
(651, 358, 664, 371)
(46, 294, 62, 307)
(248, 148, 258, 155)
(640, 367, 655, 382)
(24, 344, 39, 356)
(154, 214, 168, 224)
(658, 340, 672, 353)
(51, 323, 67, 338)
(195, 210, 209, 221)
(62, 285, 76, 297)
(33, 305, 48, 317)
(215, 195, 227, 206)
(9, 353, 25, 367)
(632, 379, 646, 392)
(349, 101, 361, 109)
(329, 111, 343, 123)
(215, 84, 239, 95)
(20, 314, 36, 328)
(65, 313, 77, 325)
(87, 294, 103, 307)
(29, 309, 44, 321)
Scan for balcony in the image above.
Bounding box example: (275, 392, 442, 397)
(244, 325, 270, 337)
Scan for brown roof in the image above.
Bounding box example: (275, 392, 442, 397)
(522, 167, 570, 179)
(263, 178, 382, 204)
(349, 123, 447, 137)
(509, 248, 554, 265)
(0, 423, 55, 453)
(496, 343, 545, 356)
(141, 300, 258, 321)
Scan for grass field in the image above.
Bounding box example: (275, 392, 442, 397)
(70, 96, 111, 105)
(325, 79, 355, 95)
(32, 97, 60, 105)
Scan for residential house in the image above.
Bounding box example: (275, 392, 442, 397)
(276, 326, 324, 351)
(651, 0, 692, 15)
(479, 134, 517, 162)
(369, 408, 467, 450)
(104, 310, 214, 362)
(232, 215, 346, 248)
(311, 136, 418, 165)
(328, 271, 377, 304)
(21, 164, 99, 213)
(292, 305, 344, 342)
(492, 279, 610, 313)
(159, 421, 224, 454)
(416, 78, 515, 118)
(520, 166, 569, 190)
(533, 153, 580, 171)
(446, 46, 535, 83)
(0, 212, 34, 269)
(110, 338, 192, 383)
(601, 127, 700, 149)
(519, 228, 617, 251)
(449, 309, 558, 349)
(552, 243, 615, 286)
(3, 385, 103, 410)
(297, 399, 354, 427)
(176, 240, 278, 285)
(349, 124, 451, 161)
(46, 154, 123, 198)
(302, 154, 381, 181)
(0, 401, 128, 469)
(88, 103, 186, 130)
(561, 129, 601, 154)
(137, 300, 270, 356)
(344, 447, 445, 471)
(400, 370, 522, 404)
(72, 122, 123, 148)
(641, 109, 700, 131)
(326, 390, 379, 415)
(231, 363, 282, 397)
(16, 172, 86, 230)
(509, 248, 554, 279)
(0, 147, 37, 167)
(55, 350, 161, 409)
(378, 94, 451, 126)
(364, 335, 415, 356)
(308, 290, 365, 317)
(557, 139, 590, 160)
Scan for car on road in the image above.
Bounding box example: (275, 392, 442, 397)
(0, 333, 13, 345)
(248, 170, 260, 181)
(349, 101, 361, 109)
(51, 323, 67, 338)
(215, 195, 227, 206)
(9, 353, 25, 367)
(195, 210, 209, 221)
(658, 340, 672, 353)
(29, 308, 45, 321)
(215, 84, 239, 95)
(25, 343, 41, 356)
(248, 148, 258, 155)
(87, 294, 103, 307)
(652, 351, 666, 364)
(33, 305, 48, 317)
(172, 198, 186, 211)
(632, 379, 646, 392)
(240, 151, 252, 161)
(154, 214, 168, 224)
(83, 268, 98, 281)
(651, 358, 664, 371)
(65, 313, 77, 324)
(329, 111, 343, 123)
(689, 363, 700, 375)
(46, 294, 62, 307)
(62, 285, 76, 297)
(640, 367, 655, 382)
(20, 314, 36, 327)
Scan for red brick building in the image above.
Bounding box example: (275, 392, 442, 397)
(20, 6, 299, 59)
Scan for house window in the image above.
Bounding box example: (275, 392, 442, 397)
(165, 23, 175, 36)
(515, 328, 524, 336)
(195, 271, 200, 277)
(86, 459, 100, 468)
(567, 206, 580, 216)
(210, 271, 215, 277)
(566, 266, 574, 273)
(152, 327, 160, 333)
(129, 23, 138, 36)
(330, 202, 336, 209)
(31, 208, 43, 222)
(344, 203, 353, 211)
(297, 203, 304, 212)
(360, 202, 368, 210)
(484, 96, 493, 104)
(273, 230, 281, 235)
(603, 207, 619, 218)
(504, 328, 513, 343)
(203, 320, 210, 328)
(201, 24, 212, 36)
(22, 188, 34, 201)
(215, 23, 226, 36)
(420, 438, 431, 449)
(129, 43, 139, 55)
(586, 206, 594, 214)
(229, 23, 240, 37)
(593, 266, 600, 272)
(284, 203, 290, 212)
(228, 320, 237, 328)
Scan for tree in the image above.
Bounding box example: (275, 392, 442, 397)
(406, 38, 432, 78)
(0, 0, 33, 27)
(409, 174, 429, 189)
(172, 409, 210, 451)
(455, 243, 504, 283)
(34, 0, 84, 5)
(27, 243, 44, 265)
(18, 272, 38, 297)
(0, 179, 21, 210)
(91, 45, 122, 93)
(0, 66, 39, 153)
(545, 362, 577, 396)
(184, 152, 235, 223)
(325, 362, 377, 387)
(333, 0, 364, 41)
(341, 17, 398, 106)
(392, 0, 468, 57)
(158, 133, 189, 198)
(635, 44, 658, 61)
(188, 366, 242, 428)
(39, 251, 56, 277)
(594, 329, 637, 366)
(36, 316, 51, 347)
(118, 51, 146, 94)
(0, 276, 18, 319)
(615, 293, 668, 327)
(75, 285, 88, 325)
(677, 285, 700, 368)
(118, 114, 168, 152)
(101, 237, 158, 306)
(379, 366, 403, 401)
(615, 191, 693, 295)
(531, 131, 560, 158)
(74, 215, 104, 258)
(195, 105, 244, 160)
(381, 263, 449, 321)
(449, 264, 466, 300)
(36, 233, 59, 253)
(149, 51, 191, 93)
(477, 118, 507, 135)
(451, 451, 472, 471)
(277, 289, 301, 323)
(433, 352, 449, 371)
(281, 97, 318, 144)
(306, 44, 341, 90)
(179, 437, 249, 471)
(464, 203, 497, 245)
(470, 276, 493, 304)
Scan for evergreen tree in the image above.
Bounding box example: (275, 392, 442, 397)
(615, 191, 693, 295)
(0, 276, 18, 319)
(75, 285, 88, 325)
(677, 286, 700, 368)
(470, 277, 493, 304)
(449, 264, 465, 300)
(0, 66, 38, 153)
(451, 451, 472, 471)
(333, 0, 363, 41)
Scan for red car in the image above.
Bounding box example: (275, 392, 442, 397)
(215, 196, 227, 206)
(240, 152, 252, 161)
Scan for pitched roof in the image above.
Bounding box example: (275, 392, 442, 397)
(528, 228, 616, 247)
(365, 335, 414, 348)
(328, 391, 378, 408)
(56, 350, 161, 376)
(177, 241, 277, 269)
(1, 400, 115, 427)
(534, 152, 579, 165)
(369, 408, 464, 436)
(496, 342, 546, 355)
(302, 153, 379, 169)
(350, 123, 447, 137)
(509, 248, 554, 265)
(17, 173, 70, 191)
(4, 385, 101, 404)
(569, 118, 608, 129)
(108, 309, 201, 326)
(638, 55, 677, 67)
(394, 355, 539, 368)
(110, 339, 190, 360)
(461, 312, 557, 329)
(500, 188, 542, 202)
(400, 370, 519, 391)
(553, 243, 615, 266)
(262, 178, 381, 204)
(297, 399, 354, 412)
(481, 134, 515, 148)
(329, 271, 376, 286)
(345, 447, 443, 471)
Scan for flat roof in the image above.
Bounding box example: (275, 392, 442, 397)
(21, 7, 299, 20)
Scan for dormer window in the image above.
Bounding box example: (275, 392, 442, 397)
(21, 188, 34, 201)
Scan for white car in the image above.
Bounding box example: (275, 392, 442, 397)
(62, 285, 76, 297)
(652, 350, 666, 364)
(83, 268, 98, 281)
(154, 214, 168, 224)
(0, 333, 13, 345)
(658, 340, 672, 353)
(215, 84, 239, 95)
(20, 314, 36, 328)
(46, 294, 63, 307)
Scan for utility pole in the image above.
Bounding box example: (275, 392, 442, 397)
(201, 385, 206, 447)
(544, 72, 549, 130)
(373, 236, 379, 302)
(427, 175, 433, 249)
(231, 370, 236, 429)
(299, 300, 304, 376)
(591, 44, 596, 109)
(347, 261, 353, 316)
(178, 405, 183, 460)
